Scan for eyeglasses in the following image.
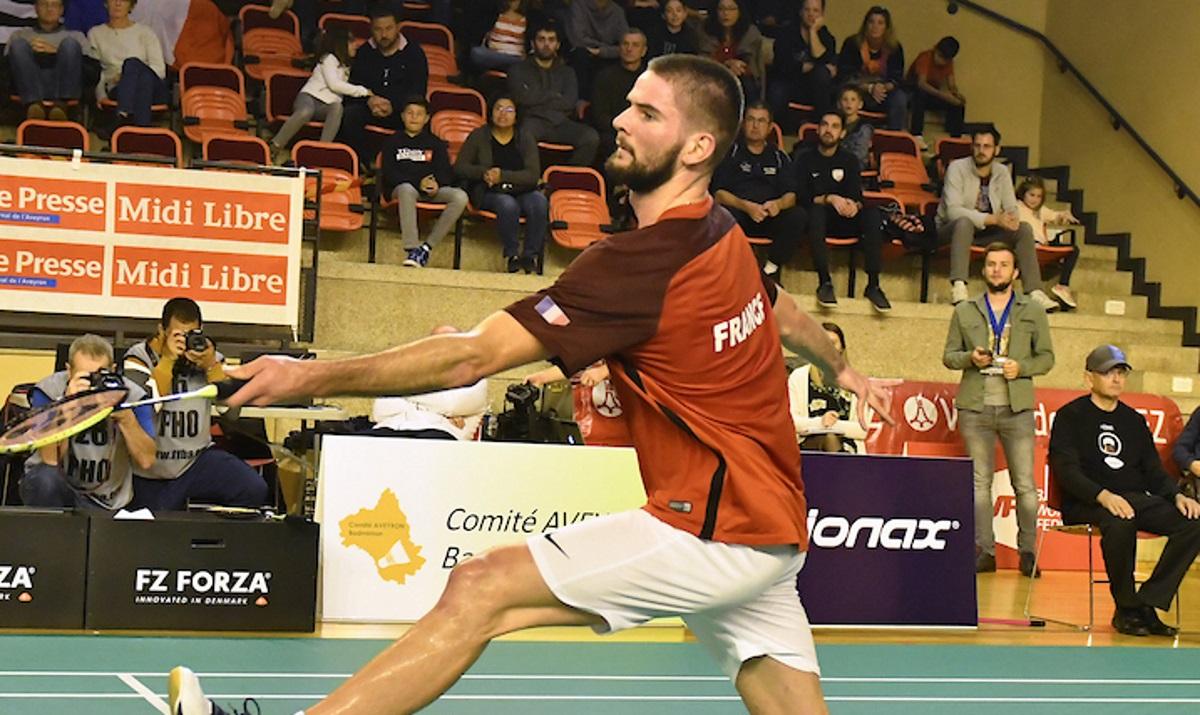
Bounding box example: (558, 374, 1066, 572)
(494, 107, 516, 114)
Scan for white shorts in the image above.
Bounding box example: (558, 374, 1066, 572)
(527, 509, 819, 680)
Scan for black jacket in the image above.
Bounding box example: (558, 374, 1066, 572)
(348, 39, 429, 121)
(381, 130, 453, 197)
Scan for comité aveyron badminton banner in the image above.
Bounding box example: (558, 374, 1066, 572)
(0, 155, 305, 327)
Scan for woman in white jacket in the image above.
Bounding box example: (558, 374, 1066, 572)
(788, 322, 868, 453)
(270, 28, 371, 160)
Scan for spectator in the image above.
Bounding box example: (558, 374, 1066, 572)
(1172, 406, 1200, 495)
(623, 0, 661, 36)
(87, 0, 166, 130)
(132, 0, 229, 71)
(943, 242, 1054, 577)
(269, 28, 370, 163)
(381, 96, 468, 268)
(506, 24, 599, 166)
(836, 84, 872, 169)
(712, 102, 804, 281)
(65, 0, 106, 34)
(470, 0, 527, 73)
(936, 126, 1059, 312)
(20, 334, 155, 510)
(124, 298, 269, 512)
(837, 5, 907, 131)
(1050, 344, 1200, 636)
(339, 5, 428, 167)
(5, 0, 87, 120)
(788, 322, 867, 453)
(907, 35, 964, 141)
(1017, 176, 1080, 309)
(564, 0, 628, 98)
(792, 109, 890, 311)
(749, 0, 784, 38)
(455, 95, 546, 273)
(647, 0, 699, 57)
(591, 28, 646, 158)
(767, 0, 837, 127)
(698, 0, 763, 101)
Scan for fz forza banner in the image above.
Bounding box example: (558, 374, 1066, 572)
(0, 156, 305, 327)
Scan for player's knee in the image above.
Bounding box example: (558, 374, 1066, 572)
(439, 554, 504, 615)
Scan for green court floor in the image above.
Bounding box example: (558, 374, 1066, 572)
(1, 636, 1199, 714)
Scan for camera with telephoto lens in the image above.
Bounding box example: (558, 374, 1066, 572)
(87, 368, 124, 391)
(490, 383, 581, 444)
(185, 329, 209, 353)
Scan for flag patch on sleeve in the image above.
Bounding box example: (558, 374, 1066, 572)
(535, 296, 570, 326)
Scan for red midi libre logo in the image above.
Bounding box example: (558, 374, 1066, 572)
(115, 183, 291, 244)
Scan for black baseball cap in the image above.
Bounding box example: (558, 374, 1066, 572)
(1085, 344, 1132, 373)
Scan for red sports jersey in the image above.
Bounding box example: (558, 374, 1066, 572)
(507, 197, 808, 549)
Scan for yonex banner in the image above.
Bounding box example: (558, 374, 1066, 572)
(0, 156, 305, 327)
(0, 509, 88, 629)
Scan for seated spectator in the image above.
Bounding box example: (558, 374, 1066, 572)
(836, 84, 873, 169)
(338, 5, 428, 167)
(793, 109, 890, 311)
(837, 5, 907, 131)
(907, 35, 964, 141)
(470, 0, 528, 73)
(65, 0, 107, 34)
(455, 96, 546, 273)
(382, 96, 468, 268)
(507, 24, 599, 166)
(1050, 345, 1200, 637)
(5, 0, 87, 120)
(20, 334, 155, 510)
(936, 126, 1058, 311)
(132, 0, 229, 71)
(788, 322, 866, 453)
(767, 0, 837, 127)
(647, 0, 699, 57)
(1017, 176, 1080, 309)
(591, 29, 646, 158)
(1173, 405, 1200, 496)
(124, 298, 269, 512)
(87, 0, 166, 130)
(698, 0, 763, 101)
(564, 0, 628, 98)
(712, 102, 804, 279)
(270, 28, 370, 163)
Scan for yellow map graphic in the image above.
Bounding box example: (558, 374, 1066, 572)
(339, 489, 426, 585)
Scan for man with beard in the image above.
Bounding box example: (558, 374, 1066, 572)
(168, 53, 894, 715)
(943, 242, 1054, 577)
(507, 24, 599, 166)
(791, 109, 889, 311)
(936, 126, 1059, 312)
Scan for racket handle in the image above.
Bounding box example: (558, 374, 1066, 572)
(215, 379, 250, 401)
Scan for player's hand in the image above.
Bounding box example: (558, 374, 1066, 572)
(1176, 494, 1200, 519)
(821, 411, 839, 429)
(1002, 358, 1020, 380)
(223, 356, 312, 407)
(971, 347, 993, 368)
(836, 367, 894, 430)
(1098, 490, 1135, 519)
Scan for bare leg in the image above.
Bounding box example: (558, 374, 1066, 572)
(309, 543, 602, 714)
(736, 656, 829, 715)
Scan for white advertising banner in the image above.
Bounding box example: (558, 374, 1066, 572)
(316, 436, 645, 622)
(0, 156, 305, 326)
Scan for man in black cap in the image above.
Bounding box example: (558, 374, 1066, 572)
(1049, 344, 1200, 636)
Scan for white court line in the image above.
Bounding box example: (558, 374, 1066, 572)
(118, 673, 170, 714)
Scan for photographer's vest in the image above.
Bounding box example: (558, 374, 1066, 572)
(25, 371, 145, 510)
(124, 341, 218, 480)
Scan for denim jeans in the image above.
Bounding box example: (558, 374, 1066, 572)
(958, 405, 1038, 555)
(7, 36, 83, 104)
(480, 190, 547, 259)
(112, 56, 168, 126)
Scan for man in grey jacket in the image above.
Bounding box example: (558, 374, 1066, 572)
(507, 24, 599, 166)
(936, 126, 1058, 312)
(944, 242, 1054, 576)
(565, 0, 629, 98)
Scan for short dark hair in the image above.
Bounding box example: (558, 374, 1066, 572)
(820, 322, 845, 351)
(819, 109, 848, 128)
(647, 54, 743, 172)
(838, 84, 866, 102)
(488, 94, 517, 125)
(936, 36, 960, 59)
(401, 95, 430, 114)
(982, 241, 1016, 262)
(744, 100, 771, 118)
(368, 2, 398, 22)
(162, 297, 202, 329)
(973, 124, 1001, 145)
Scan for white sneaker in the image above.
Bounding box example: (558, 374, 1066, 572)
(1051, 283, 1078, 309)
(1029, 289, 1060, 312)
(169, 667, 212, 714)
(950, 281, 968, 305)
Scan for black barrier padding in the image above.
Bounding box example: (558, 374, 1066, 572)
(0, 509, 89, 629)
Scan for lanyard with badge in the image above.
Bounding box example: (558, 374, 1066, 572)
(982, 294, 1014, 375)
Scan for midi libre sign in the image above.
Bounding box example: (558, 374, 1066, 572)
(0, 156, 305, 326)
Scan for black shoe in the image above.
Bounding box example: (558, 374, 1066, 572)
(816, 282, 838, 307)
(521, 254, 541, 274)
(506, 256, 520, 273)
(1139, 606, 1179, 637)
(975, 552, 996, 573)
(1111, 608, 1151, 636)
(864, 285, 891, 313)
(1019, 551, 1041, 578)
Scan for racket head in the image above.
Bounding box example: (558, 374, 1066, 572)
(0, 387, 129, 454)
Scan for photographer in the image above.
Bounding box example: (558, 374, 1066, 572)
(21, 334, 156, 510)
(122, 297, 268, 511)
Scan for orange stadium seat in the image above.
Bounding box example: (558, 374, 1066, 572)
(544, 166, 612, 250)
(17, 119, 88, 153)
(318, 13, 371, 48)
(239, 4, 306, 83)
(878, 153, 938, 214)
(935, 136, 972, 180)
(430, 110, 484, 164)
(293, 140, 366, 233)
(111, 126, 183, 167)
(180, 62, 250, 144)
(202, 134, 270, 165)
(264, 69, 322, 143)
